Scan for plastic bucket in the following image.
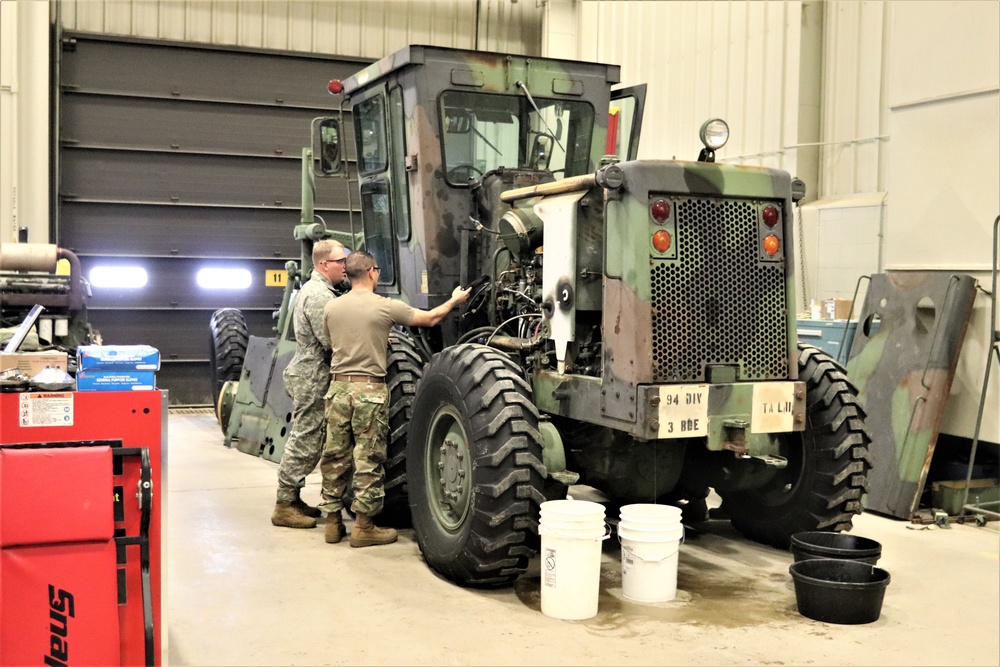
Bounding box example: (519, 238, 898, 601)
(619, 503, 682, 524)
(539, 500, 608, 620)
(618, 504, 684, 603)
(789, 558, 891, 624)
(790, 531, 882, 565)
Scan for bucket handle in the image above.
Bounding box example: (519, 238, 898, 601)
(619, 540, 682, 563)
(541, 523, 612, 541)
(617, 525, 685, 562)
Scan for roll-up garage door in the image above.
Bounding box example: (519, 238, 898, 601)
(58, 33, 368, 404)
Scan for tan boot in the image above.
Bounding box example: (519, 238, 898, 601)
(325, 512, 347, 544)
(290, 493, 322, 518)
(271, 501, 317, 529)
(350, 512, 397, 548)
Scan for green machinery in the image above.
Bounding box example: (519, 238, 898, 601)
(213, 45, 872, 588)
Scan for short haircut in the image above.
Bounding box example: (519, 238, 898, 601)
(346, 250, 377, 280)
(312, 239, 344, 266)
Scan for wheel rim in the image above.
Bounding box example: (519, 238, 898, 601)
(751, 432, 806, 507)
(424, 404, 473, 531)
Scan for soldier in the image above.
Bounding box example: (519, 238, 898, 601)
(270, 239, 348, 529)
(320, 251, 470, 547)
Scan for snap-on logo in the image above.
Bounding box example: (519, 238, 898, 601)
(44, 585, 75, 666)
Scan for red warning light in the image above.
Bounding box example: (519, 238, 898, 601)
(327, 80, 344, 95)
(762, 206, 779, 227)
(650, 199, 670, 223)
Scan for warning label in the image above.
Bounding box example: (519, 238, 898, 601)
(18, 392, 74, 427)
(543, 547, 557, 588)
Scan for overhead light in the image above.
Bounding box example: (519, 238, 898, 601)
(89, 266, 148, 288)
(197, 268, 252, 289)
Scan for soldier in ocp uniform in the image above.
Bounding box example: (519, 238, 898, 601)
(271, 239, 348, 529)
(320, 251, 470, 547)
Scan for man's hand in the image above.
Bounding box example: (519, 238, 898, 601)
(452, 285, 472, 304)
(410, 285, 474, 327)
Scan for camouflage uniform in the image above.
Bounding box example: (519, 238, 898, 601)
(275, 271, 337, 503)
(319, 381, 389, 516)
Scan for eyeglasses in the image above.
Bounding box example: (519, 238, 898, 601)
(371, 266, 381, 273)
(322, 258, 347, 266)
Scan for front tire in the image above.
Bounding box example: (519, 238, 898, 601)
(407, 344, 545, 587)
(721, 344, 872, 548)
(209, 308, 248, 411)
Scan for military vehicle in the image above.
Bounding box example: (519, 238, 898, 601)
(215, 45, 872, 588)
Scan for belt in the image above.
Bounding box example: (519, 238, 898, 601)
(332, 374, 385, 384)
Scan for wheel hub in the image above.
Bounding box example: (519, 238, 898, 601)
(426, 407, 472, 530)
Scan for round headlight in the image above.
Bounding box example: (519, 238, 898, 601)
(699, 118, 730, 151)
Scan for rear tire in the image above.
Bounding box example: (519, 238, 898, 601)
(721, 344, 872, 548)
(407, 344, 545, 587)
(209, 308, 248, 409)
(378, 332, 425, 527)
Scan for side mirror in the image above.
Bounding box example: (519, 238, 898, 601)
(316, 118, 342, 175)
(529, 134, 553, 171)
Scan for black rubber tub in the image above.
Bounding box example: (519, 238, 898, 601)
(790, 531, 882, 565)
(789, 558, 891, 624)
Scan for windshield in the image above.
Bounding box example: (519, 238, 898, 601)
(439, 90, 594, 186)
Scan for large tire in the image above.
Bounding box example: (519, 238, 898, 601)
(721, 344, 872, 548)
(378, 332, 425, 526)
(407, 344, 545, 587)
(209, 308, 248, 408)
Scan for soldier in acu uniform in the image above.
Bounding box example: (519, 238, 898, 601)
(271, 239, 348, 529)
(320, 251, 470, 547)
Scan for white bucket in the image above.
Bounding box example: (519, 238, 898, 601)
(618, 504, 684, 603)
(539, 500, 608, 620)
(619, 503, 682, 525)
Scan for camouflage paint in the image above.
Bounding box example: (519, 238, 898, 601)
(224, 336, 296, 464)
(846, 271, 978, 519)
(339, 45, 617, 345)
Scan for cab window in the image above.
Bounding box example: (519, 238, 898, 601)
(355, 96, 388, 175)
(359, 181, 395, 285)
(439, 90, 594, 186)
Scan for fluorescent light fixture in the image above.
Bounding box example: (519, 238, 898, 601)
(197, 268, 252, 289)
(89, 266, 149, 288)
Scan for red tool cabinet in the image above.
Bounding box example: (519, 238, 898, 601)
(0, 390, 164, 666)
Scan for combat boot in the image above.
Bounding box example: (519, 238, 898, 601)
(271, 502, 317, 529)
(325, 512, 347, 544)
(350, 512, 397, 548)
(290, 492, 322, 518)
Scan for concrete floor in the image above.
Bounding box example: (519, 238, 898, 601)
(165, 410, 1000, 666)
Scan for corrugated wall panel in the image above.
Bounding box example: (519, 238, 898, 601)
(57, 34, 370, 404)
(819, 1, 885, 197)
(811, 0, 998, 443)
(568, 0, 799, 174)
(59, 0, 543, 58)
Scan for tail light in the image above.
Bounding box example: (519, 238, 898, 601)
(650, 199, 670, 223)
(763, 234, 780, 256)
(762, 206, 779, 227)
(652, 230, 672, 252)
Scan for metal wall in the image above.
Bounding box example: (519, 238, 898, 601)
(57, 0, 542, 58)
(58, 33, 368, 405)
(544, 0, 802, 178)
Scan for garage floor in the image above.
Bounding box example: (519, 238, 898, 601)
(165, 410, 999, 666)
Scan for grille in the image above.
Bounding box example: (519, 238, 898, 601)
(651, 197, 788, 382)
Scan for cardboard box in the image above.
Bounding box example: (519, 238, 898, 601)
(76, 370, 156, 392)
(823, 298, 854, 321)
(0, 351, 68, 377)
(77, 345, 160, 371)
